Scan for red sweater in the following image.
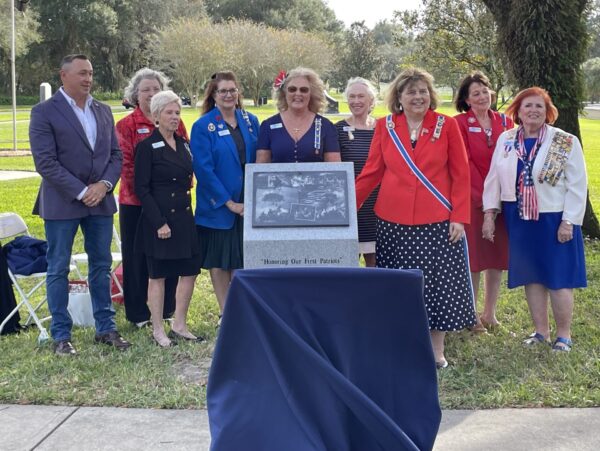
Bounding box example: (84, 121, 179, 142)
(115, 107, 188, 206)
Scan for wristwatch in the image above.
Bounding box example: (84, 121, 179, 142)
(101, 180, 113, 191)
(563, 220, 573, 226)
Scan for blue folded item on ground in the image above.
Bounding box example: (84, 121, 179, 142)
(3, 235, 48, 275)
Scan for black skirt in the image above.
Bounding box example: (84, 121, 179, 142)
(146, 252, 202, 279)
(376, 218, 477, 331)
(197, 215, 243, 270)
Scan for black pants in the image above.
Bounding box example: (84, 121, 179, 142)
(119, 204, 177, 323)
(0, 242, 21, 334)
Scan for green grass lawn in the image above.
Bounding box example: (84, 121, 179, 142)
(1, 102, 599, 410)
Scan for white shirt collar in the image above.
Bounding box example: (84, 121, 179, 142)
(59, 87, 93, 108)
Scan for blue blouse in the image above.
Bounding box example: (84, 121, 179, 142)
(258, 113, 340, 162)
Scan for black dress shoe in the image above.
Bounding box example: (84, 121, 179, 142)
(168, 330, 205, 343)
(54, 340, 77, 356)
(94, 330, 132, 351)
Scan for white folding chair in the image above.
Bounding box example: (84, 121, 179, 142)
(0, 212, 51, 342)
(71, 224, 123, 300)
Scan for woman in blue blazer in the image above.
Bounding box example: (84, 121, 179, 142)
(190, 71, 259, 313)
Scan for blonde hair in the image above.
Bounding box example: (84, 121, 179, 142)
(274, 67, 327, 113)
(385, 67, 439, 113)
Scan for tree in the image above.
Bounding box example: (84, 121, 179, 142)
(154, 19, 221, 101)
(587, 0, 600, 58)
(483, 0, 600, 237)
(205, 0, 343, 34)
(155, 19, 332, 104)
(395, 0, 507, 98)
(331, 22, 382, 89)
(0, 6, 40, 94)
(583, 58, 600, 102)
(17, 0, 206, 94)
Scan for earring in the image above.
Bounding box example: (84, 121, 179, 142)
(397, 101, 403, 111)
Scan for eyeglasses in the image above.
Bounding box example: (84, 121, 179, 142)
(216, 88, 238, 96)
(287, 86, 310, 94)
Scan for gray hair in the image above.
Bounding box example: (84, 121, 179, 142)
(124, 67, 171, 106)
(343, 77, 378, 102)
(150, 90, 181, 120)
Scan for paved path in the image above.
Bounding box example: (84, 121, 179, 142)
(1, 404, 598, 450)
(0, 170, 38, 181)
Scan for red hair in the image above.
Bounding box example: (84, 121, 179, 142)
(505, 87, 559, 125)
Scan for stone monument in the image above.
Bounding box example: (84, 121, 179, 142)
(39, 82, 52, 102)
(244, 162, 359, 269)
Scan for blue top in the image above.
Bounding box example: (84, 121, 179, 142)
(515, 137, 538, 187)
(258, 113, 340, 162)
(190, 107, 259, 229)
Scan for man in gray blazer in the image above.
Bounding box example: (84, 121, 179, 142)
(30, 54, 131, 355)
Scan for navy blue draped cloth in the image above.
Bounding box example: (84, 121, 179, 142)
(207, 267, 441, 451)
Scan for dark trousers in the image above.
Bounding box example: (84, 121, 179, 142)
(0, 242, 20, 335)
(119, 204, 177, 323)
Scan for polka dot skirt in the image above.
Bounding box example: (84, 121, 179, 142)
(376, 219, 477, 331)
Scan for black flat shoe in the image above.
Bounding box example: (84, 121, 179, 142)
(168, 330, 204, 343)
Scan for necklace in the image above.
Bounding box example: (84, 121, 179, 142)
(407, 119, 423, 141)
(348, 116, 375, 130)
(285, 111, 313, 137)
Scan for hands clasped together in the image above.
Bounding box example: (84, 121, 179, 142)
(82, 181, 109, 207)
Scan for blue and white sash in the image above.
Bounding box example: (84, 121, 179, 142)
(386, 114, 452, 212)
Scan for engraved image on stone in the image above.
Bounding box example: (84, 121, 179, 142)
(253, 171, 349, 227)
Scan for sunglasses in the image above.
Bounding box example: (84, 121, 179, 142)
(287, 86, 310, 94)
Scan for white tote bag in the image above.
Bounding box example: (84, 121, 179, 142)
(67, 281, 94, 327)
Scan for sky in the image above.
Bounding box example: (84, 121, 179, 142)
(326, 0, 422, 28)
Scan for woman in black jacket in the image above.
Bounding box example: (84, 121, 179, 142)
(134, 90, 201, 347)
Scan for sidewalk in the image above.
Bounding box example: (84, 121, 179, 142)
(0, 170, 38, 181)
(1, 404, 598, 450)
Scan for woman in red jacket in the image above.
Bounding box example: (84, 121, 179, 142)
(355, 68, 476, 369)
(116, 68, 188, 328)
(454, 71, 513, 332)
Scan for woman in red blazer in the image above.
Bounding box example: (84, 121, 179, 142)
(454, 71, 513, 332)
(355, 68, 476, 369)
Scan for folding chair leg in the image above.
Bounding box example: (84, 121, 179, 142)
(110, 271, 123, 299)
(0, 295, 50, 342)
(4, 277, 50, 343)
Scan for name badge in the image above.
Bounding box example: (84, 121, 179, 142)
(342, 126, 355, 132)
(152, 141, 165, 149)
(218, 130, 231, 136)
(468, 127, 482, 133)
(137, 128, 150, 134)
(270, 123, 283, 129)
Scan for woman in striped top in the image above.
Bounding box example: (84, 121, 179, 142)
(336, 78, 378, 266)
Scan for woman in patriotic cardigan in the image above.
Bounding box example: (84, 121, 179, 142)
(482, 87, 587, 352)
(355, 68, 476, 369)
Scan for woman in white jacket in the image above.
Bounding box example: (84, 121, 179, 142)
(482, 87, 587, 352)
